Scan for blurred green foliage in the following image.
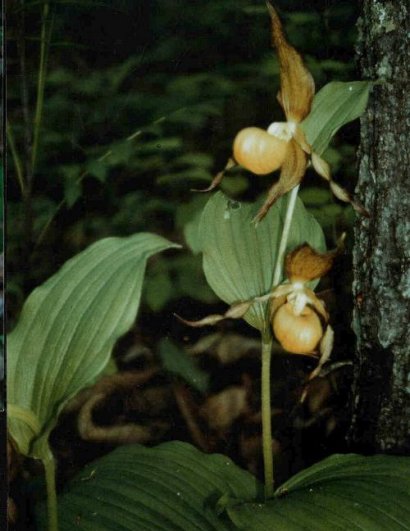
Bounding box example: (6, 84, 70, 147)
(7, 0, 359, 323)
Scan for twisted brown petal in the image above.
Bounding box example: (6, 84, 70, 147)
(300, 324, 334, 402)
(293, 125, 312, 154)
(267, 2, 315, 123)
(253, 139, 307, 223)
(311, 152, 370, 217)
(305, 288, 329, 323)
(174, 300, 253, 329)
(318, 324, 334, 369)
(191, 158, 236, 193)
(174, 313, 226, 328)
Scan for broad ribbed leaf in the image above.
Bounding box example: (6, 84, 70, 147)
(302, 81, 373, 155)
(39, 446, 410, 530)
(197, 192, 325, 330)
(8, 233, 179, 459)
(227, 453, 410, 530)
(37, 441, 261, 531)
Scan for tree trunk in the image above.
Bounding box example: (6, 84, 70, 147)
(348, 1, 410, 453)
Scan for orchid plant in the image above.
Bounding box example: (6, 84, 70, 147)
(9, 4, 396, 531)
(180, 2, 370, 497)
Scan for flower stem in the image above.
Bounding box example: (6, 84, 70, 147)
(261, 336, 274, 498)
(272, 184, 300, 287)
(260, 185, 301, 499)
(43, 450, 58, 531)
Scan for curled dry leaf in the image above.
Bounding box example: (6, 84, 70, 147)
(295, 362, 351, 434)
(74, 369, 171, 445)
(173, 384, 210, 452)
(78, 399, 156, 445)
(8, 498, 17, 526)
(200, 386, 248, 432)
(188, 332, 261, 364)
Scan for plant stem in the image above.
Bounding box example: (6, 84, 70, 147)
(6, 120, 26, 198)
(43, 450, 58, 531)
(261, 336, 274, 498)
(272, 184, 300, 287)
(260, 185, 301, 499)
(31, 1, 51, 175)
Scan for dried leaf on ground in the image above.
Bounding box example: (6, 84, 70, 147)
(200, 386, 248, 432)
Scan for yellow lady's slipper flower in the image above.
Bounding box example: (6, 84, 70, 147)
(199, 3, 368, 222)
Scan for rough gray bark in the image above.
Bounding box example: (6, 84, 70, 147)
(348, 1, 410, 453)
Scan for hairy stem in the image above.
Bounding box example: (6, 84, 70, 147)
(261, 336, 274, 498)
(43, 450, 58, 531)
(272, 184, 300, 286)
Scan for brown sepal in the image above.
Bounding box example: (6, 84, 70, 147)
(285, 241, 343, 283)
(267, 2, 315, 123)
(253, 139, 307, 223)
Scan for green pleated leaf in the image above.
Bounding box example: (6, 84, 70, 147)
(196, 192, 325, 331)
(37, 441, 261, 531)
(227, 453, 410, 530)
(302, 80, 373, 155)
(7, 233, 180, 460)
